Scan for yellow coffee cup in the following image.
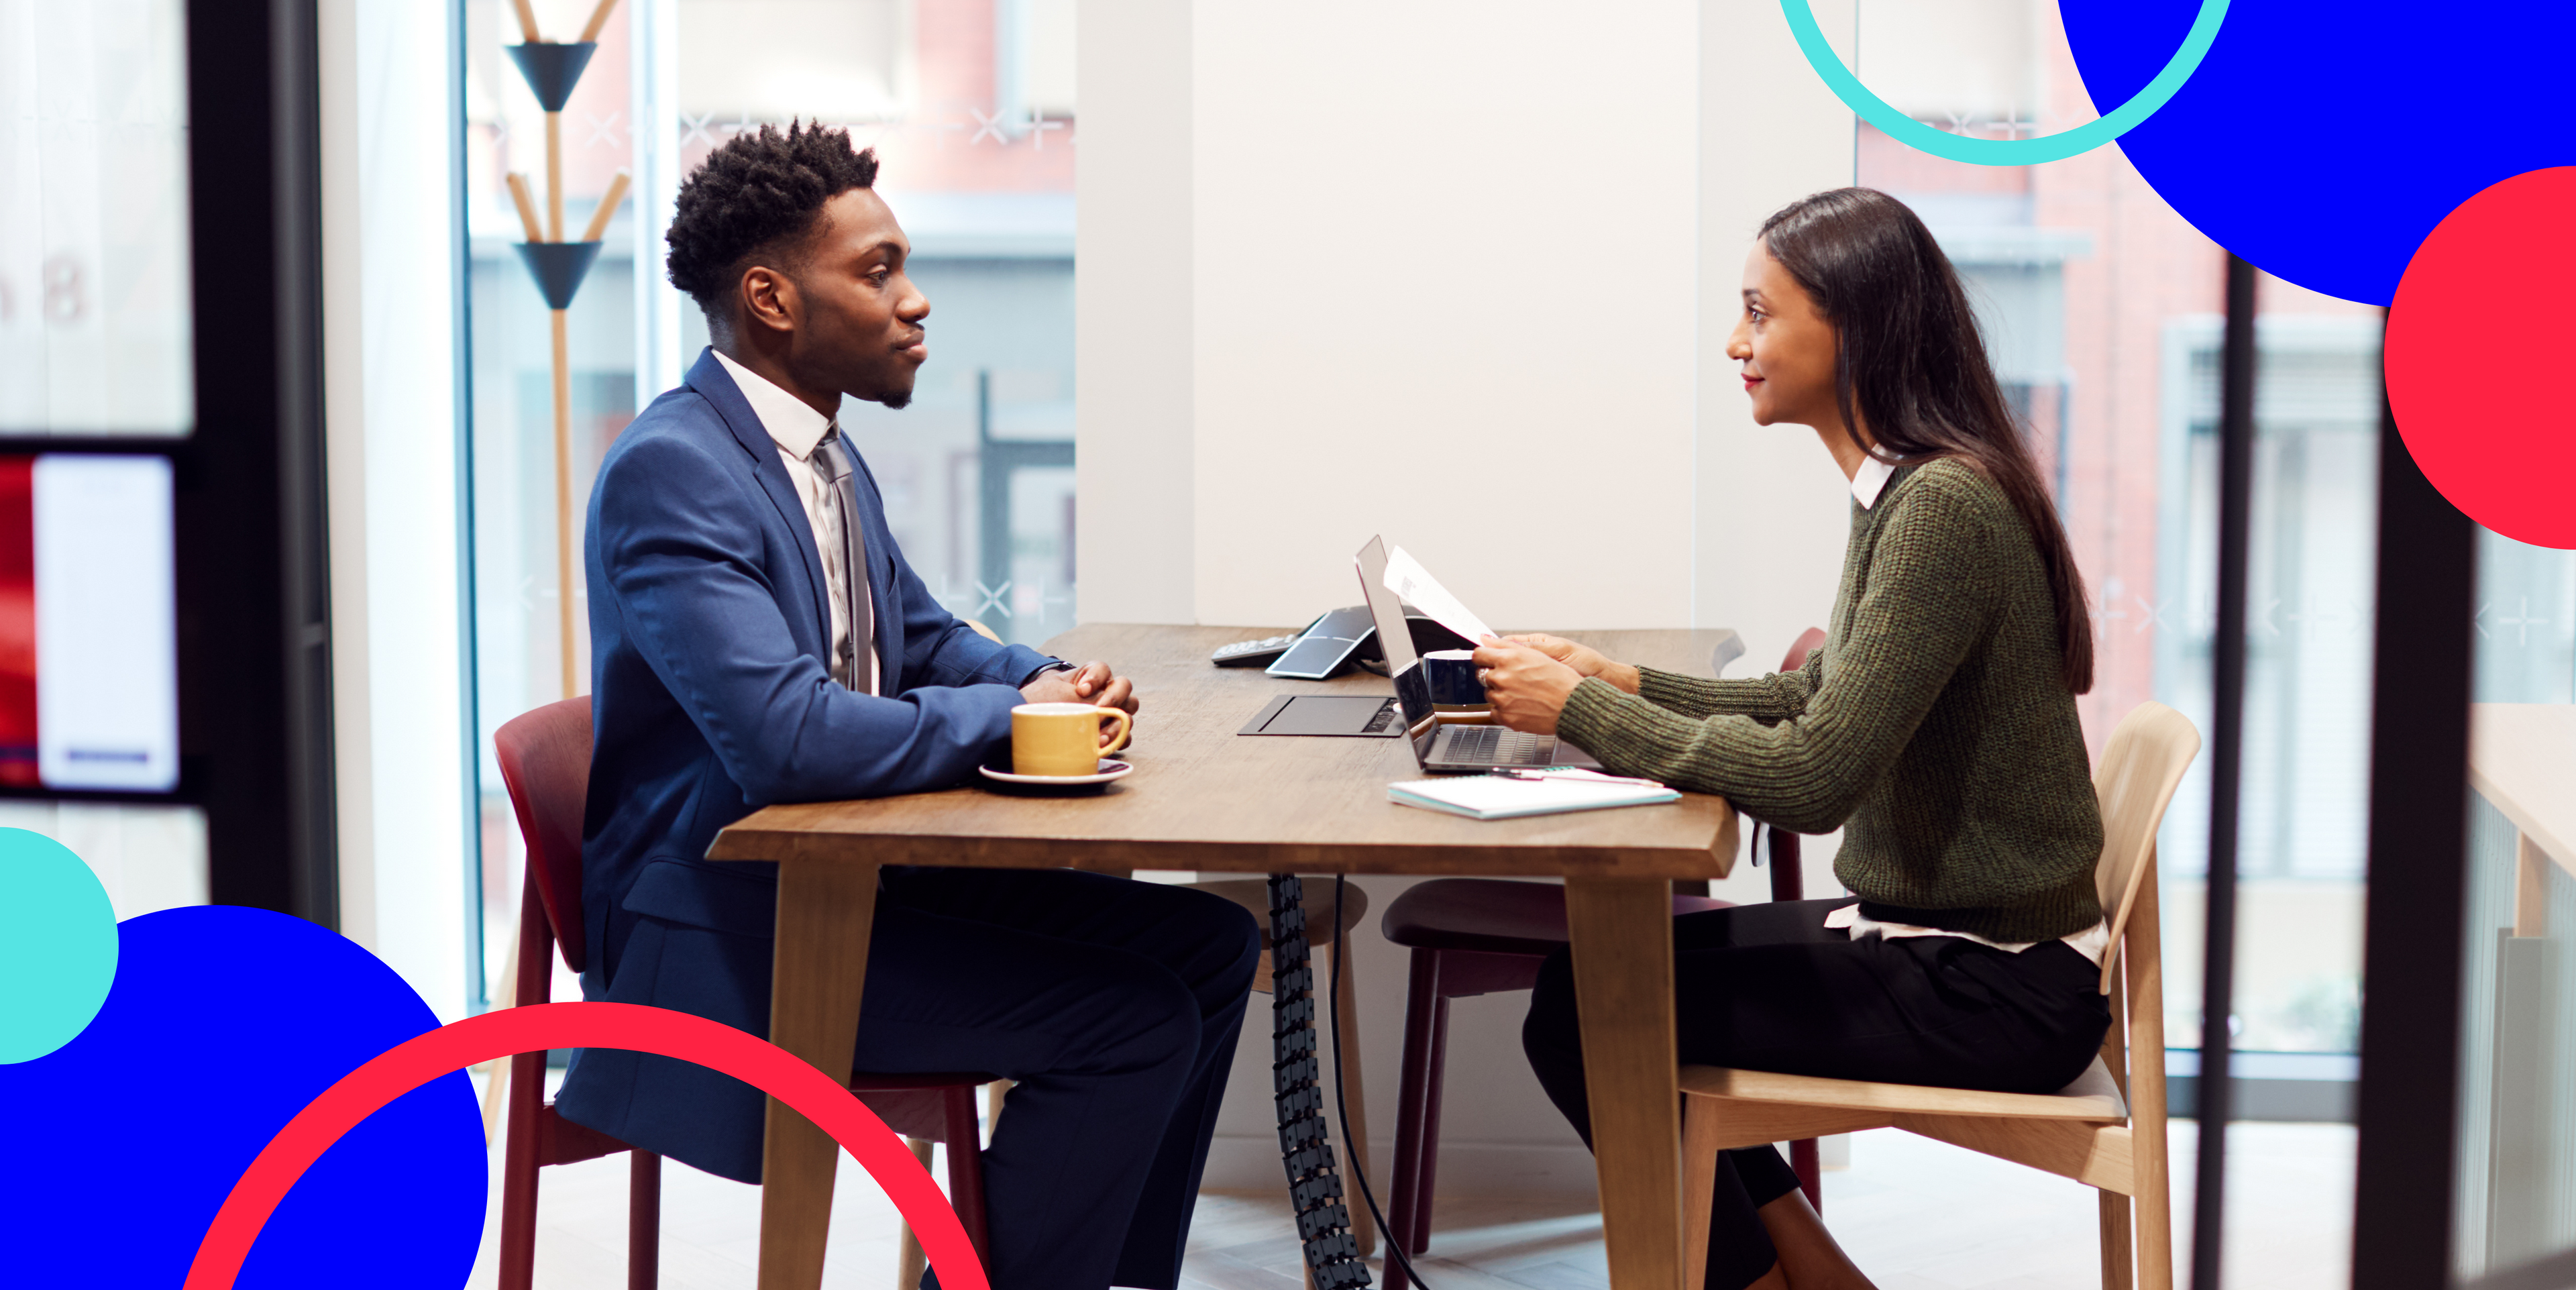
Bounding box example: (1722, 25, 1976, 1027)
(1010, 702, 1132, 777)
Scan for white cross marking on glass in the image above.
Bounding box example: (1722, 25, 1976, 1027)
(680, 112, 715, 148)
(2498, 596, 2541, 647)
(584, 109, 624, 149)
(1020, 110, 1066, 150)
(2133, 594, 2172, 635)
(2474, 600, 2493, 639)
(1995, 108, 2033, 140)
(975, 580, 1014, 617)
(968, 108, 1011, 146)
(1944, 109, 1978, 137)
(2255, 597, 2282, 637)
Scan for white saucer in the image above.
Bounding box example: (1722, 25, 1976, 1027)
(978, 757, 1133, 788)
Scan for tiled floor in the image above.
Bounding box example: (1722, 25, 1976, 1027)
(466, 1116, 2353, 1289)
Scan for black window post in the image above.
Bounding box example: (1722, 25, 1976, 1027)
(2350, 319, 2478, 1289)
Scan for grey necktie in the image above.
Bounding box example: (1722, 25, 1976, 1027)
(809, 431, 879, 694)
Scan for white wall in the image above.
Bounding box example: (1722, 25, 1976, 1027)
(1075, 0, 1197, 625)
(1694, 0, 1861, 668)
(319, 0, 472, 1023)
(1083, 0, 1858, 1193)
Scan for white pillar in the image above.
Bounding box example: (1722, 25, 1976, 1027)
(317, 0, 471, 1022)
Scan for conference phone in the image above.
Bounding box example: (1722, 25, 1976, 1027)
(1209, 606, 1474, 678)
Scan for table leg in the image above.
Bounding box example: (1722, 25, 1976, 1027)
(1564, 876, 1683, 1290)
(757, 859, 881, 1290)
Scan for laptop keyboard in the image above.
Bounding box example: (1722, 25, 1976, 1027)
(1439, 724, 1556, 766)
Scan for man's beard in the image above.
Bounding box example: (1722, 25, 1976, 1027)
(876, 387, 912, 411)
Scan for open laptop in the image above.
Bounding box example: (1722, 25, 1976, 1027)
(1355, 537, 1602, 773)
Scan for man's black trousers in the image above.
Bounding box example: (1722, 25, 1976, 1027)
(1521, 897, 2111, 1290)
(861, 867, 1260, 1290)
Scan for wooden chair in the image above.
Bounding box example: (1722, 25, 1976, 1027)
(492, 696, 994, 1290)
(1743, 627, 1830, 1205)
(1375, 880, 1733, 1289)
(1675, 700, 2198, 1290)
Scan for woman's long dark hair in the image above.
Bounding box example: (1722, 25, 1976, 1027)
(1759, 187, 2095, 695)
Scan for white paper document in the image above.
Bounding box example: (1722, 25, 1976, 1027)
(1387, 771, 1680, 821)
(1383, 545, 1496, 644)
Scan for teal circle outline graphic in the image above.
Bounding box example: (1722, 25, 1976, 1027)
(1781, 0, 2229, 166)
(0, 828, 119, 1063)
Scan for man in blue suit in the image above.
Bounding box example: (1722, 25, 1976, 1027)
(555, 123, 1259, 1290)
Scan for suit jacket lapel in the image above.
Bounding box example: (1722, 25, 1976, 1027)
(683, 348, 834, 643)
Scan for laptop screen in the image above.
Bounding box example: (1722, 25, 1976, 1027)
(1354, 537, 1438, 743)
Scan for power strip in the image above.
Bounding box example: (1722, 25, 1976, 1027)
(1267, 873, 1373, 1289)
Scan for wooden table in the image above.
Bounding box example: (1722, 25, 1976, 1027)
(710, 623, 1746, 1290)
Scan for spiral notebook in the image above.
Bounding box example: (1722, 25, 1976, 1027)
(1387, 768, 1680, 820)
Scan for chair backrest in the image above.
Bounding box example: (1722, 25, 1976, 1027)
(493, 696, 597, 973)
(1782, 627, 1827, 674)
(2090, 700, 2200, 995)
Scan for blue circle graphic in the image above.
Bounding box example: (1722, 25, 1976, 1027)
(2062, 0, 2576, 304)
(1781, 0, 2229, 166)
(0, 826, 119, 1063)
(2, 905, 484, 1287)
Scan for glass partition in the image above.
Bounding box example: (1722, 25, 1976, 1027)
(2451, 533, 2576, 1281)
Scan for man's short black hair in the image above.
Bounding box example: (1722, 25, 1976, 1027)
(665, 121, 879, 314)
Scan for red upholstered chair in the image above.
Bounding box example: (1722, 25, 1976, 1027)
(492, 697, 994, 1290)
(1374, 629, 1830, 1289)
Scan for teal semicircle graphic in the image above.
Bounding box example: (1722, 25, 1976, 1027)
(0, 828, 119, 1063)
(1780, 0, 2229, 167)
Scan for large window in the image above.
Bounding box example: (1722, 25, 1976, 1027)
(1844, 4, 2393, 1280)
(460, 0, 1077, 1008)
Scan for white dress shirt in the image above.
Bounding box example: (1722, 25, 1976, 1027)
(712, 349, 875, 694)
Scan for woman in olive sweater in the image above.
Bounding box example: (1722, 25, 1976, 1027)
(1475, 188, 2110, 1290)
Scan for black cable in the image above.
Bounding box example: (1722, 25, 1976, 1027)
(1268, 873, 1373, 1289)
(1330, 873, 1432, 1289)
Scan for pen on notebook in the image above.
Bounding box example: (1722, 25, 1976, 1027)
(1493, 769, 1665, 788)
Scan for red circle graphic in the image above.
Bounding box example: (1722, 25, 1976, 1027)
(181, 1002, 987, 1290)
(2386, 165, 2576, 549)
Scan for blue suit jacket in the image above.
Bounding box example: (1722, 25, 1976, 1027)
(554, 349, 1057, 1181)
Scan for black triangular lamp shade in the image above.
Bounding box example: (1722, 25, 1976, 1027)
(506, 42, 597, 113)
(516, 241, 603, 310)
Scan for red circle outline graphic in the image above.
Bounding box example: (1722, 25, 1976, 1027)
(181, 1002, 989, 1290)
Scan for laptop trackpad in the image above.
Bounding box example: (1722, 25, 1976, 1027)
(1238, 695, 1405, 737)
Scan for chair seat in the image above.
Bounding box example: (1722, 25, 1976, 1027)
(1680, 1053, 2128, 1122)
(1189, 877, 1368, 948)
(1381, 877, 1731, 957)
(847, 1073, 1002, 1144)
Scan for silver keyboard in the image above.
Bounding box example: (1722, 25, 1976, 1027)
(1436, 724, 1555, 766)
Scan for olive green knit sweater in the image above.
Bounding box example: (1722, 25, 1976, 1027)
(1558, 460, 2104, 943)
